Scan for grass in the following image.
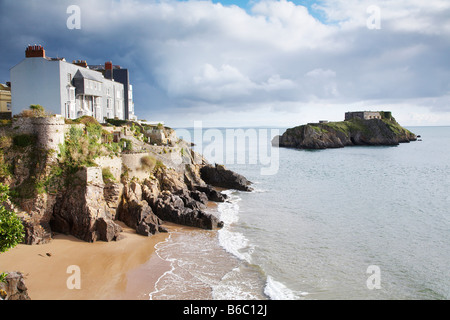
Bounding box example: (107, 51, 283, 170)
(141, 155, 156, 171)
(102, 167, 116, 184)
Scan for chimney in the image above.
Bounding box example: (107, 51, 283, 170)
(105, 61, 113, 79)
(73, 60, 88, 68)
(25, 45, 46, 58)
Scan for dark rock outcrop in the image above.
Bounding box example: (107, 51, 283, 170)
(153, 192, 223, 230)
(274, 118, 417, 150)
(50, 167, 123, 243)
(118, 181, 167, 236)
(96, 217, 123, 242)
(200, 164, 253, 191)
(195, 185, 227, 202)
(0, 272, 30, 300)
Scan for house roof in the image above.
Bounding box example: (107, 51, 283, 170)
(73, 69, 103, 82)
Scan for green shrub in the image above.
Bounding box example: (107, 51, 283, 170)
(13, 134, 36, 148)
(59, 125, 104, 171)
(105, 118, 128, 127)
(102, 167, 116, 184)
(17, 105, 48, 118)
(0, 183, 25, 253)
(119, 138, 133, 152)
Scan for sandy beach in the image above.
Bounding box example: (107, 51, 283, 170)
(0, 222, 173, 300)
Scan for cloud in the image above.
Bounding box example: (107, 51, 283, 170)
(0, 0, 449, 127)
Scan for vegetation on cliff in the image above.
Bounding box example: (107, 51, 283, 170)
(0, 107, 251, 246)
(0, 183, 24, 253)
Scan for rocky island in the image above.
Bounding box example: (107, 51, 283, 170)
(273, 111, 417, 150)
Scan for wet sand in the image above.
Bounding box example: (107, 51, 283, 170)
(0, 222, 172, 300)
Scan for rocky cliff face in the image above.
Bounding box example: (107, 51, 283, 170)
(0, 117, 252, 245)
(274, 118, 416, 150)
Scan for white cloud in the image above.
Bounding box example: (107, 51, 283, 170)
(1, 0, 450, 127)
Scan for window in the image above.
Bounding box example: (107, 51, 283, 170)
(67, 73, 72, 84)
(6, 102, 11, 111)
(68, 87, 75, 101)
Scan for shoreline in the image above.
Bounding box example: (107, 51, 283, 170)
(0, 222, 173, 300)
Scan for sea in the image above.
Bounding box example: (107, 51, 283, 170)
(148, 126, 450, 300)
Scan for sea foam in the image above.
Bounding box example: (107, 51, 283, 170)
(264, 276, 308, 300)
(217, 190, 253, 264)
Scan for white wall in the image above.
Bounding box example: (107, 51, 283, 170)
(11, 57, 63, 116)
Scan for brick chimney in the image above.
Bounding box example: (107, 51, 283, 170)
(73, 60, 88, 68)
(25, 45, 46, 58)
(105, 61, 113, 70)
(105, 61, 113, 79)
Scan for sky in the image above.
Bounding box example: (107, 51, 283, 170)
(1, 0, 450, 127)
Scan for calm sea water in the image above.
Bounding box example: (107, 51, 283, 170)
(150, 126, 450, 300)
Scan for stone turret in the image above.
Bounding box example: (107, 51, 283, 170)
(11, 116, 66, 151)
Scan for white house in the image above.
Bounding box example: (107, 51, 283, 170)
(10, 45, 135, 122)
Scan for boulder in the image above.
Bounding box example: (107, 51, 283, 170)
(195, 185, 227, 202)
(96, 217, 123, 242)
(154, 192, 223, 230)
(0, 272, 30, 300)
(200, 164, 252, 191)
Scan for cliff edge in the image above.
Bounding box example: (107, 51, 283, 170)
(0, 115, 252, 245)
(273, 113, 416, 150)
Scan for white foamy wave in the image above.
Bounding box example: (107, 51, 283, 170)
(213, 267, 262, 300)
(218, 229, 253, 263)
(148, 233, 177, 300)
(218, 191, 254, 264)
(264, 276, 308, 300)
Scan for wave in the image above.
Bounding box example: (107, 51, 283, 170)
(148, 233, 177, 300)
(264, 276, 308, 300)
(217, 190, 254, 264)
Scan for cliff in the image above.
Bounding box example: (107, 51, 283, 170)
(0, 115, 251, 245)
(273, 115, 416, 150)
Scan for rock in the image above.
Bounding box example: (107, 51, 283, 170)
(275, 117, 417, 150)
(200, 164, 252, 191)
(103, 182, 124, 219)
(96, 217, 123, 242)
(154, 192, 223, 230)
(118, 183, 166, 236)
(195, 185, 227, 202)
(22, 220, 52, 245)
(0, 272, 31, 300)
(189, 190, 209, 205)
(51, 167, 122, 242)
(155, 167, 186, 194)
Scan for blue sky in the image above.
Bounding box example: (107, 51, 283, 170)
(1, 0, 450, 127)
